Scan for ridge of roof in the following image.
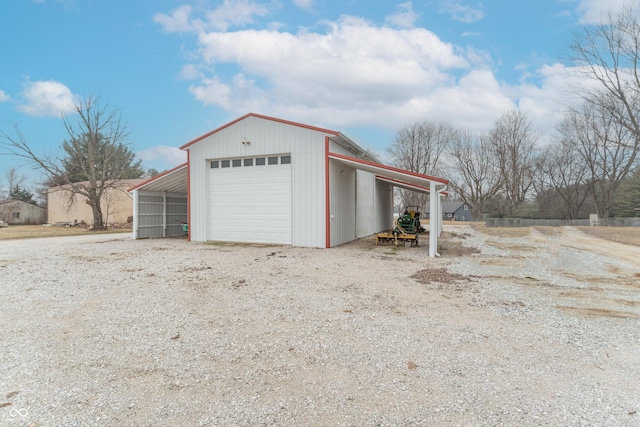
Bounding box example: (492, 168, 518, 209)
(179, 113, 340, 150)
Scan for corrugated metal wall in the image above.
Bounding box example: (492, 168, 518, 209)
(134, 190, 187, 239)
(187, 116, 329, 247)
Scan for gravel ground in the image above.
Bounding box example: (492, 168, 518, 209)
(1, 226, 639, 426)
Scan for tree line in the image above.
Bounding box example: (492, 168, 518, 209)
(389, 5, 640, 223)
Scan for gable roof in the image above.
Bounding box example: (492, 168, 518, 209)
(0, 199, 44, 209)
(180, 113, 340, 151)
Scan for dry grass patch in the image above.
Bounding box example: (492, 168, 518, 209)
(576, 226, 640, 247)
(0, 225, 130, 240)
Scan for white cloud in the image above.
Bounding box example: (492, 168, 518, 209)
(18, 80, 77, 117)
(573, 0, 633, 24)
(137, 145, 187, 167)
(158, 7, 591, 144)
(385, 2, 419, 29)
(438, 0, 485, 23)
(292, 0, 314, 11)
(0, 90, 10, 102)
(154, 0, 270, 33)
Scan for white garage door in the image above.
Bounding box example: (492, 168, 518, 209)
(209, 155, 291, 244)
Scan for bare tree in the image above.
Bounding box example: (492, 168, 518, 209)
(559, 100, 637, 222)
(487, 110, 538, 217)
(446, 130, 501, 219)
(388, 120, 458, 209)
(570, 3, 640, 151)
(0, 97, 144, 230)
(4, 167, 26, 197)
(535, 139, 591, 220)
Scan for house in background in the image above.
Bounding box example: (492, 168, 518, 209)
(48, 179, 145, 226)
(129, 113, 450, 257)
(425, 200, 472, 221)
(0, 199, 47, 224)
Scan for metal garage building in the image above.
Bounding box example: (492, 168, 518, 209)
(130, 113, 448, 257)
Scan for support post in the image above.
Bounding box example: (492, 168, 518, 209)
(429, 184, 438, 258)
(132, 189, 139, 240)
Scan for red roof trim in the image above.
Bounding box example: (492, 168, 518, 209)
(127, 162, 188, 192)
(376, 175, 431, 192)
(328, 152, 449, 185)
(179, 113, 340, 150)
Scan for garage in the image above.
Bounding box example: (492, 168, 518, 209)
(209, 155, 292, 244)
(130, 113, 448, 256)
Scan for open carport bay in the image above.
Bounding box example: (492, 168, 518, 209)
(0, 225, 639, 426)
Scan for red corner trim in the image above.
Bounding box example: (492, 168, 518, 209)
(325, 136, 330, 248)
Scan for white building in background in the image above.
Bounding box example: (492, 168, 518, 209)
(129, 113, 448, 257)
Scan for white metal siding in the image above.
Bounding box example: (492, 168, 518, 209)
(187, 116, 329, 247)
(329, 161, 356, 246)
(209, 157, 291, 244)
(355, 170, 375, 238)
(375, 181, 394, 232)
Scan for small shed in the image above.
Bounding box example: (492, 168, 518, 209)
(425, 201, 472, 221)
(0, 199, 47, 224)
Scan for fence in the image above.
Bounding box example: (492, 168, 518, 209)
(484, 217, 640, 227)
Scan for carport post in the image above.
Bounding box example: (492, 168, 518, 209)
(132, 189, 139, 240)
(429, 184, 447, 258)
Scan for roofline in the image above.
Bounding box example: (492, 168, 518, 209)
(180, 113, 340, 150)
(128, 162, 188, 192)
(328, 152, 449, 185)
(376, 175, 430, 192)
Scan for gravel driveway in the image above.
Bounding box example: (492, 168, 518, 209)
(1, 226, 639, 426)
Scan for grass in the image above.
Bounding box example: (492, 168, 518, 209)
(0, 224, 131, 241)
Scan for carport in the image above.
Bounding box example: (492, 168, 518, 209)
(327, 152, 448, 257)
(129, 163, 189, 239)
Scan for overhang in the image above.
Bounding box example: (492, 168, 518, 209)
(328, 152, 448, 188)
(128, 163, 188, 194)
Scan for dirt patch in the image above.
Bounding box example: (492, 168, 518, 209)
(471, 224, 531, 237)
(411, 267, 476, 284)
(557, 306, 638, 319)
(576, 226, 640, 247)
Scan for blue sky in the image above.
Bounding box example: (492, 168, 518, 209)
(0, 0, 632, 190)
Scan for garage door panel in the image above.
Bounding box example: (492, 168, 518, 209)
(209, 159, 291, 244)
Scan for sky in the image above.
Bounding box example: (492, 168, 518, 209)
(0, 0, 634, 189)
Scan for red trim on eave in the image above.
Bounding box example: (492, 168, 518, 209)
(328, 152, 449, 185)
(376, 175, 431, 192)
(127, 162, 188, 192)
(325, 136, 331, 248)
(187, 150, 191, 242)
(179, 113, 340, 150)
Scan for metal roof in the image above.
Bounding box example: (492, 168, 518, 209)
(128, 163, 188, 194)
(328, 152, 449, 187)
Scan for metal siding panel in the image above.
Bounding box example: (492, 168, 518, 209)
(187, 116, 333, 247)
(356, 170, 375, 238)
(329, 160, 356, 246)
(375, 181, 393, 232)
